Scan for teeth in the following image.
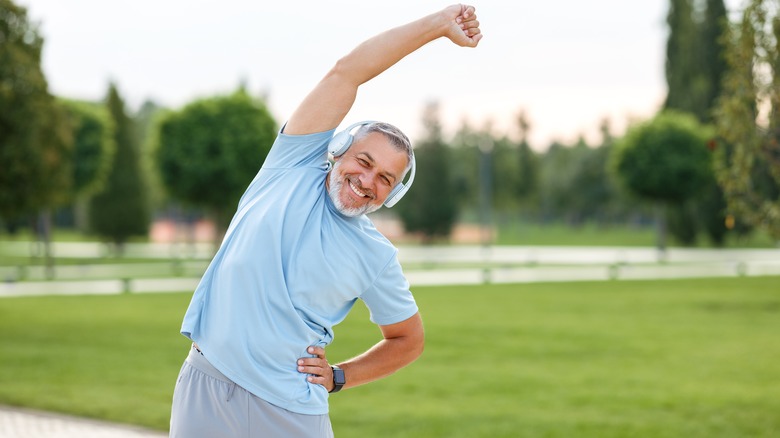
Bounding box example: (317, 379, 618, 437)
(349, 180, 367, 197)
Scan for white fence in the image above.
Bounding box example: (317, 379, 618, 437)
(1, 242, 778, 297)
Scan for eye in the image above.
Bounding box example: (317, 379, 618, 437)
(357, 158, 369, 167)
(381, 176, 392, 186)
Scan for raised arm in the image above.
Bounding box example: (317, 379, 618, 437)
(284, 4, 482, 135)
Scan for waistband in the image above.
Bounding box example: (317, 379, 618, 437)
(186, 344, 235, 386)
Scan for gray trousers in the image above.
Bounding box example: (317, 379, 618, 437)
(170, 346, 334, 438)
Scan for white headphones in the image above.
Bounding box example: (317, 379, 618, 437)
(328, 121, 415, 208)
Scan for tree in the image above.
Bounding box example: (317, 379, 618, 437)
(714, 0, 780, 241)
(592, 118, 642, 224)
(89, 83, 150, 251)
(697, 171, 731, 245)
(134, 99, 168, 212)
(1, 0, 72, 277)
(61, 100, 116, 197)
(665, 0, 702, 115)
(610, 111, 714, 252)
(396, 102, 458, 242)
(514, 111, 539, 215)
(0, 0, 72, 221)
(487, 132, 518, 213)
(664, 0, 728, 122)
(156, 89, 277, 243)
(60, 99, 116, 231)
(451, 120, 480, 210)
(700, 0, 729, 123)
(538, 141, 574, 222)
(567, 139, 618, 225)
(663, 0, 731, 246)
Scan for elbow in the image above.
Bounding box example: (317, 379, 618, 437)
(396, 327, 424, 366)
(326, 58, 351, 82)
(410, 314, 426, 362)
(327, 56, 369, 88)
(410, 329, 425, 362)
(414, 341, 425, 363)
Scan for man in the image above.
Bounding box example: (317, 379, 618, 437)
(170, 4, 482, 437)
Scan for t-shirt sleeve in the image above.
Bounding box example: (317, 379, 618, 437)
(360, 253, 418, 326)
(262, 125, 336, 170)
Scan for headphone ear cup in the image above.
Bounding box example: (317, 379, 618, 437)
(328, 131, 353, 157)
(384, 154, 415, 208)
(383, 183, 406, 208)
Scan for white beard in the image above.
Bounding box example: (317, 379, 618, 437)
(327, 160, 381, 217)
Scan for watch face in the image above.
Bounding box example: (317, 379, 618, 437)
(333, 367, 346, 385)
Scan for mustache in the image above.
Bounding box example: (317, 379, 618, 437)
(348, 177, 376, 199)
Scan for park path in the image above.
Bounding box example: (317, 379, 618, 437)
(0, 405, 166, 438)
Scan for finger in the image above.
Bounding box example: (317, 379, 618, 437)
(462, 5, 476, 20)
(306, 374, 329, 386)
(297, 363, 334, 390)
(297, 363, 326, 375)
(462, 19, 480, 30)
(307, 346, 326, 359)
(461, 22, 480, 37)
(462, 11, 477, 23)
(297, 357, 325, 368)
(465, 26, 482, 38)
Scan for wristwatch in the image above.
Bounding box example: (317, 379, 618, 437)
(330, 365, 345, 393)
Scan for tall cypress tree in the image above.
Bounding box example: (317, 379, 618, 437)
(665, 0, 699, 114)
(515, 111, 538, 204)
(665, 0, 728, 122)
(699, 0, 729, 123)
(664, 0, 731, 245)
(693, 0, 730, 246)
(89, 83, 149, 251)
(666, 0, 710, 247)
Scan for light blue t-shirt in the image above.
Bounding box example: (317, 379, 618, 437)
(180, 127, 418, 415)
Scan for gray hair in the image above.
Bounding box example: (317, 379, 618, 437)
(353, 122, 414, 177)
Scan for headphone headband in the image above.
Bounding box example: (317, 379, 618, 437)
(328, 121, 377, 157)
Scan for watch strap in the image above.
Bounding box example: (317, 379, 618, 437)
(330, 365, 345, 393)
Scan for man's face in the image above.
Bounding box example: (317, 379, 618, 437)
(327, 132, 409, 217)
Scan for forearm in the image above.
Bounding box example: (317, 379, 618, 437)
(298, 312, 425, 391)
(333, 12, 450, 88)
(285, 9, 455, 134)
(337, 330, 424, 390)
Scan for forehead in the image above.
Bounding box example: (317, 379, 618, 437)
(351, 132, 409, 173)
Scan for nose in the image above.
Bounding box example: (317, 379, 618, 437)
(357, 171, 377, 196)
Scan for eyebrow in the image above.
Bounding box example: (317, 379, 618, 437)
(357, 152, 398, 184)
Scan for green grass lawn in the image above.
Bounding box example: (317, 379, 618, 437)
(1, 277, 779, 437)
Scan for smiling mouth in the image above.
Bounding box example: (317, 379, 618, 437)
(348, 179, 371, 199)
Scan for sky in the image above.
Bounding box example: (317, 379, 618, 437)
(18, 0, 745, 149)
